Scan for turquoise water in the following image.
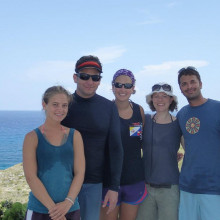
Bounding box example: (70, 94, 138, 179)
(0, 110, 167, 170)
(0, 111, 45, 170)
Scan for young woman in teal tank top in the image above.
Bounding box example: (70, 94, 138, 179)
(23, 86, 85, 220)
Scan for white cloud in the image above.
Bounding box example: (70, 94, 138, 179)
(23, 46, 126, 84)
(15, 59, 210, 111)
(132, 60, 209, 110)
(25, 60, 74, 83)
(84, 46, 126, 64)
(138, 60, 209, 77)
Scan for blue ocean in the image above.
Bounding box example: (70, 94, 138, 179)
(0, 111, 45, 170)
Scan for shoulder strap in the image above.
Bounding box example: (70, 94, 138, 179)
(69, 128, 75, 137)
(68, 128, 75, 145)
(34, 128, 41, 138)
(131, 101, 144, 122)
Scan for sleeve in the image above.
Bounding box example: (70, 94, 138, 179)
(176, 111, 179, 119)
(142, 114, 150, 154)
(176, 117, 183, 137)
(107, 103, 124, 191)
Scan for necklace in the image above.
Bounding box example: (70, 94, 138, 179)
(152, 113, 173, 123)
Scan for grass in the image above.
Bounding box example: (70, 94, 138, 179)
(0, 163, 29, 203)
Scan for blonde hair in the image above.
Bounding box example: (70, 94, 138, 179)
(42, 86, 73, 104)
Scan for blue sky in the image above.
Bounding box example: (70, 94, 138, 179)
(1, 0, 220, 111)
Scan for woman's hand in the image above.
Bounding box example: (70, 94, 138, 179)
(49, 200, 72, 220)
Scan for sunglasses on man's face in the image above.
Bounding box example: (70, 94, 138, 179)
(152, 84, 171, 92)
(76, 73, 102, 82)
(113, 82, 133, 89)
(178, 66, 197, 74)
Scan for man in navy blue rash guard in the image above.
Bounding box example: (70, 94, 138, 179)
(62, 55, 123, 220)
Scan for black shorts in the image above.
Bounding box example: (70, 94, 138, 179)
(24, 209, 80, 220)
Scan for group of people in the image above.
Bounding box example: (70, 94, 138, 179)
(23, 55, 220, 220)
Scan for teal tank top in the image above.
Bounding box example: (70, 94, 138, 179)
(27, 128, 79, 213)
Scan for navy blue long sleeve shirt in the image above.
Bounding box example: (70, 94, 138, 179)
(62, 92, 123, 191)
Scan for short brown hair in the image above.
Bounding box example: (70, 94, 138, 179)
(178, 66, 201, 85)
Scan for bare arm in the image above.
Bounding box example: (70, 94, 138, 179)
(23, 131, 55, 211)
(67, 129, 85, 201)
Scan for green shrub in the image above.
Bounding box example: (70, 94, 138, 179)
(0, 201, 26, 220)
(0, 201, 13, 220)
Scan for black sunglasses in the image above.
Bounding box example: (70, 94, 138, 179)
(152, 84, 172, 92)
(178, 66, 197, 74)
(113, 82, 133, 89)
(76, 73, 102, 82)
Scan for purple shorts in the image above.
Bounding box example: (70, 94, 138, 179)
(24, 209, 80, 220)
(102, 181, 147, 206)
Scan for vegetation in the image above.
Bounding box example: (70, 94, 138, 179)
(0, 201, 12, 219)
(0, 200, 26, 220)
(0, 163, 29, 203)
(0, 164, 28, 219)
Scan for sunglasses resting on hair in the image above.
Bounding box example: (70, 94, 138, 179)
(76, 73, 102, 82)
(152, 84, 171, 92)
(113, 82, 133, 89)
(178, 66, 197, 74)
